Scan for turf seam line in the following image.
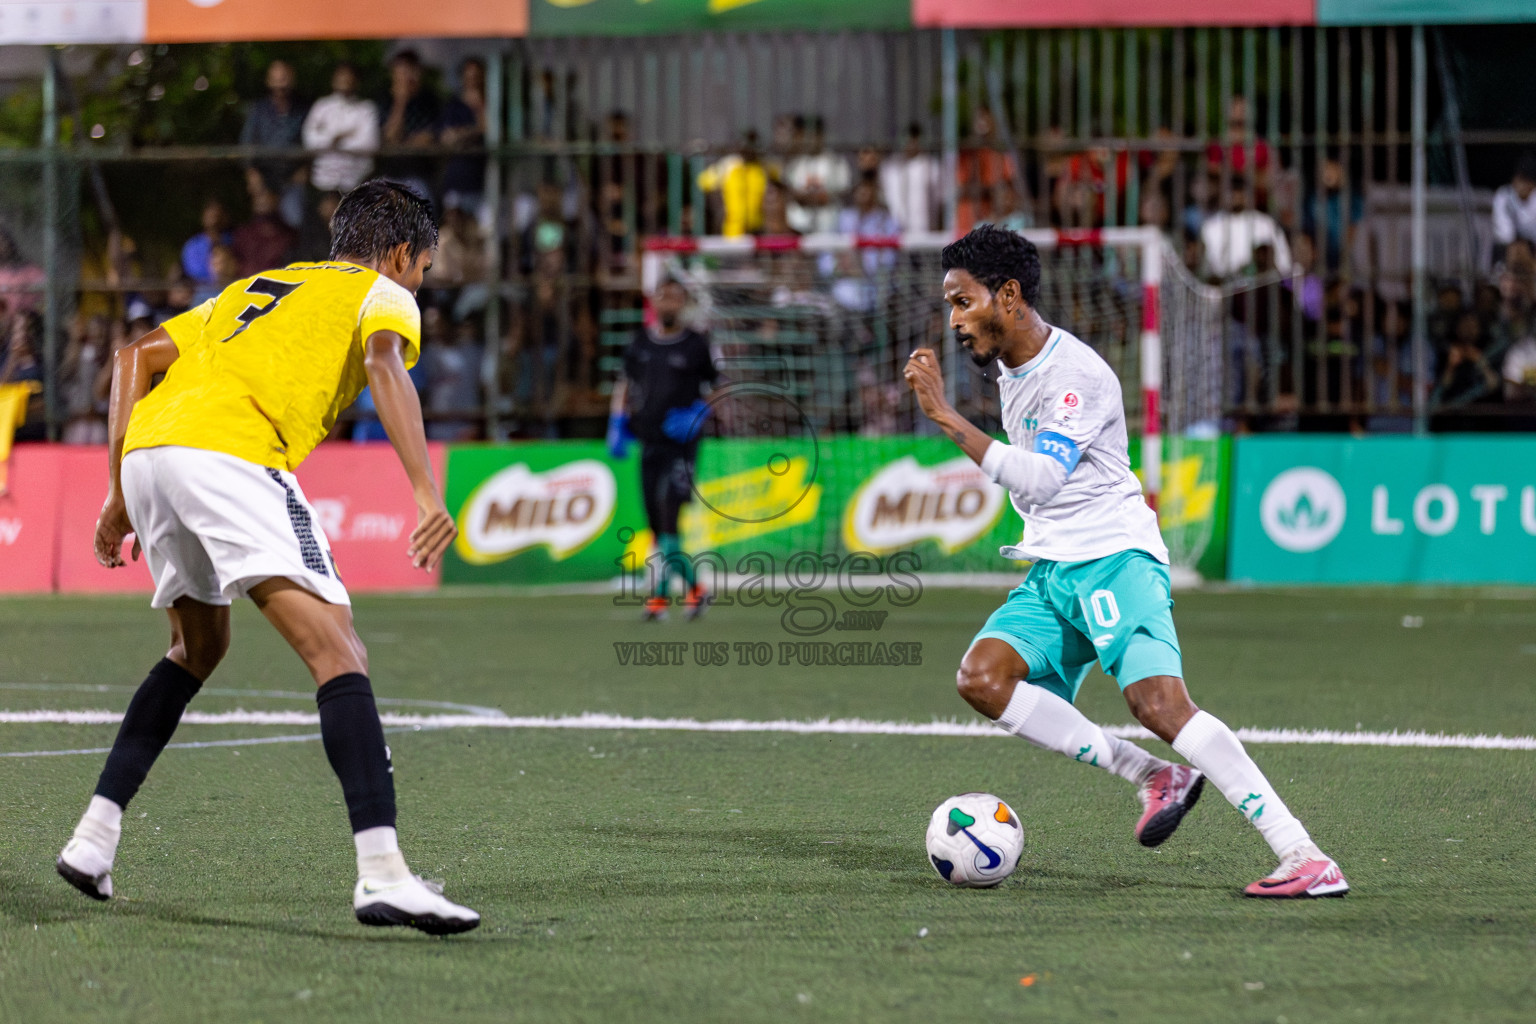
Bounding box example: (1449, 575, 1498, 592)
(2, 710, 1534, 750)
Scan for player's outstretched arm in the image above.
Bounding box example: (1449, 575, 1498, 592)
(364, 329, 456, 571)
(902, 347, 1069, 507)
(95, 327, 179, 568)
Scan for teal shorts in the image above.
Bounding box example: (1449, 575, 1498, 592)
(972, 549, 1184, 704)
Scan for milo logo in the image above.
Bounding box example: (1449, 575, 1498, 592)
(455, 460, 616, 565)
(843, 455, 1005, 554)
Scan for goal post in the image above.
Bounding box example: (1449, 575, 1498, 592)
(638, 227, 1220, 582)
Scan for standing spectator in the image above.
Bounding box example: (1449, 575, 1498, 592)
(1433, 311, 1501, 412)
(440, 57, 488, 214)
(232, 188, 297, 276)
(0, 226, 44, 319)
(1201, 176, 1292, 279)
(956, 106, 1016, 232)
(294, 190, 342, 262)
(423, 311, 485, 441)
(768, 114, 805, 177)
(698, 131, 770, 238)
(0, 311, 46, 441)
(61, 314, 110, 444)
(152, 277, 195, 328)
(760, 179, 797, 236)
(1488, 260, 1535, 363)
(303, 62, 379, 194)
(835, 175, 900, 248)
(194, 244, 240, 304)
(239, 59, 309, 229)
(880, 123, 941, 233)
(1207, 95, 1273, 192)
(1502, 331, 1536, 403)
(181, 199, 232, 285)
(379, 50, 441, 202)
(785, 116, 850, 235)
(1303, 152, 1362, 273)
(826, 173, 899, 313)
(430, 198, 489, 322)
(1491, 150, 1536, 261)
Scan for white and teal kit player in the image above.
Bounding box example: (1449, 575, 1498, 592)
(973, 324, 1182, 699)
(944, 321, 1348, 898)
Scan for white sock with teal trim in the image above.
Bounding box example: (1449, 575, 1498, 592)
(354, 826, 409, 883)
(997, 682, 1163, 784)
(1172, 710, 1311, 858)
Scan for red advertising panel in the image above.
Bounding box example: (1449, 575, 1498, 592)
(0, 446, 64, 594)
(145, 0, 528, 42)
(56, 448, 154, 595)
(292, 442, 448, 594)
(52, 443, 446, 596)
(913, 0, 1314, 27)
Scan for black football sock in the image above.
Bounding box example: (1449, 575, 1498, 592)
(94, 658, 204, 809)
(316, 673, 397, 833)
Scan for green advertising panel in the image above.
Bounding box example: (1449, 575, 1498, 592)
(1318, 0, 1536, 25)
(444, 442, 642, 585)
(444, 435, 1231, 585)
(1230, 435, 1536, 585)
(530, 0, 910, 37)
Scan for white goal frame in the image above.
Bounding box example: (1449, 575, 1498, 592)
(641, 226, 1167, 509)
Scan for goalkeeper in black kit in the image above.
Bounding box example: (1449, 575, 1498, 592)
(608, 278, 718, 621)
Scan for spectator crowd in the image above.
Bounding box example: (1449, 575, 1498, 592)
(3, 52, 1536, 443)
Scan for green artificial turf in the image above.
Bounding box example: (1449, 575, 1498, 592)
(1, 589, 1533, 1023)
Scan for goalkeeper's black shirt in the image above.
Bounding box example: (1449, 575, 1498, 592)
(622, 326, 717, 444)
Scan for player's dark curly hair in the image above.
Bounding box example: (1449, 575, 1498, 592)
(940, 224, 1041, 307)
(329, 179, 439, 266)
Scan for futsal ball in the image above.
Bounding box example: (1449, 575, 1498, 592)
(925, 793, 1024, 887)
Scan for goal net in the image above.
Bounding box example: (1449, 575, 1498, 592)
(638, 228, 1223, 583)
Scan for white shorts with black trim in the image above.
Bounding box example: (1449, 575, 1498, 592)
(122, 446, 350, 610)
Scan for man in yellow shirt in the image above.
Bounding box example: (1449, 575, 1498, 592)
(55, 180, 479, 935)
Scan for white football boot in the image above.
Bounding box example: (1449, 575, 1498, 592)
(354, 873, 481, 935)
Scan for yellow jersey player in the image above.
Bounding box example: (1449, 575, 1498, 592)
(56, 180, 480, 934)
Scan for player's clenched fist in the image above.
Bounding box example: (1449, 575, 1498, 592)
(904, 348, 950, 421)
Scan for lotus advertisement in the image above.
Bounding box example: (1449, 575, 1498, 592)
(1229, 436, 1536, 584)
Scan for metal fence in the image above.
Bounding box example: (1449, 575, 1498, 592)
(5, 25, 1536, 442)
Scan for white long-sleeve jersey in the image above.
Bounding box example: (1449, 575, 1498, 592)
(978, 325, 1168, 565)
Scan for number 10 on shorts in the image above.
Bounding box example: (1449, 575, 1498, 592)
(1089, 589, 1120, 628)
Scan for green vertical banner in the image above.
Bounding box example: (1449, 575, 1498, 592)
(1230, 435, 1536, 585)
(530, 0, 910, 36)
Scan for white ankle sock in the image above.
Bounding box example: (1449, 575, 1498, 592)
(69, 796, 123, 872)
(354, 826, 409, 882)
(1172, 711, 1311, 858)
(998, 682, 1156, 782)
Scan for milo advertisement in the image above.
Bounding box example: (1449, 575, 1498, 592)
(442, 435, 1231, 584)
(445, 443, 634, 585)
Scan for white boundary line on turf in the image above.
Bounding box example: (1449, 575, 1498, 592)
(2, 709, 1533, 751)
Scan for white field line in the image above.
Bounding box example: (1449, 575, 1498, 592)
(1, 709, 1533, 750)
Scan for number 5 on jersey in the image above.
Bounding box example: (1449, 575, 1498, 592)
(219, 277, 304, 343)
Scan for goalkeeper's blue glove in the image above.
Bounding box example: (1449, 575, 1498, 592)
(662, 399, 710, 444)
(606, 411, 633, 459)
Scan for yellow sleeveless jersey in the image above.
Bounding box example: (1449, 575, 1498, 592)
(124, 262, 421, 471)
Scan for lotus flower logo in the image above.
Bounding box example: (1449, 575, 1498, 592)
(1260, 468, 1346, 553)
